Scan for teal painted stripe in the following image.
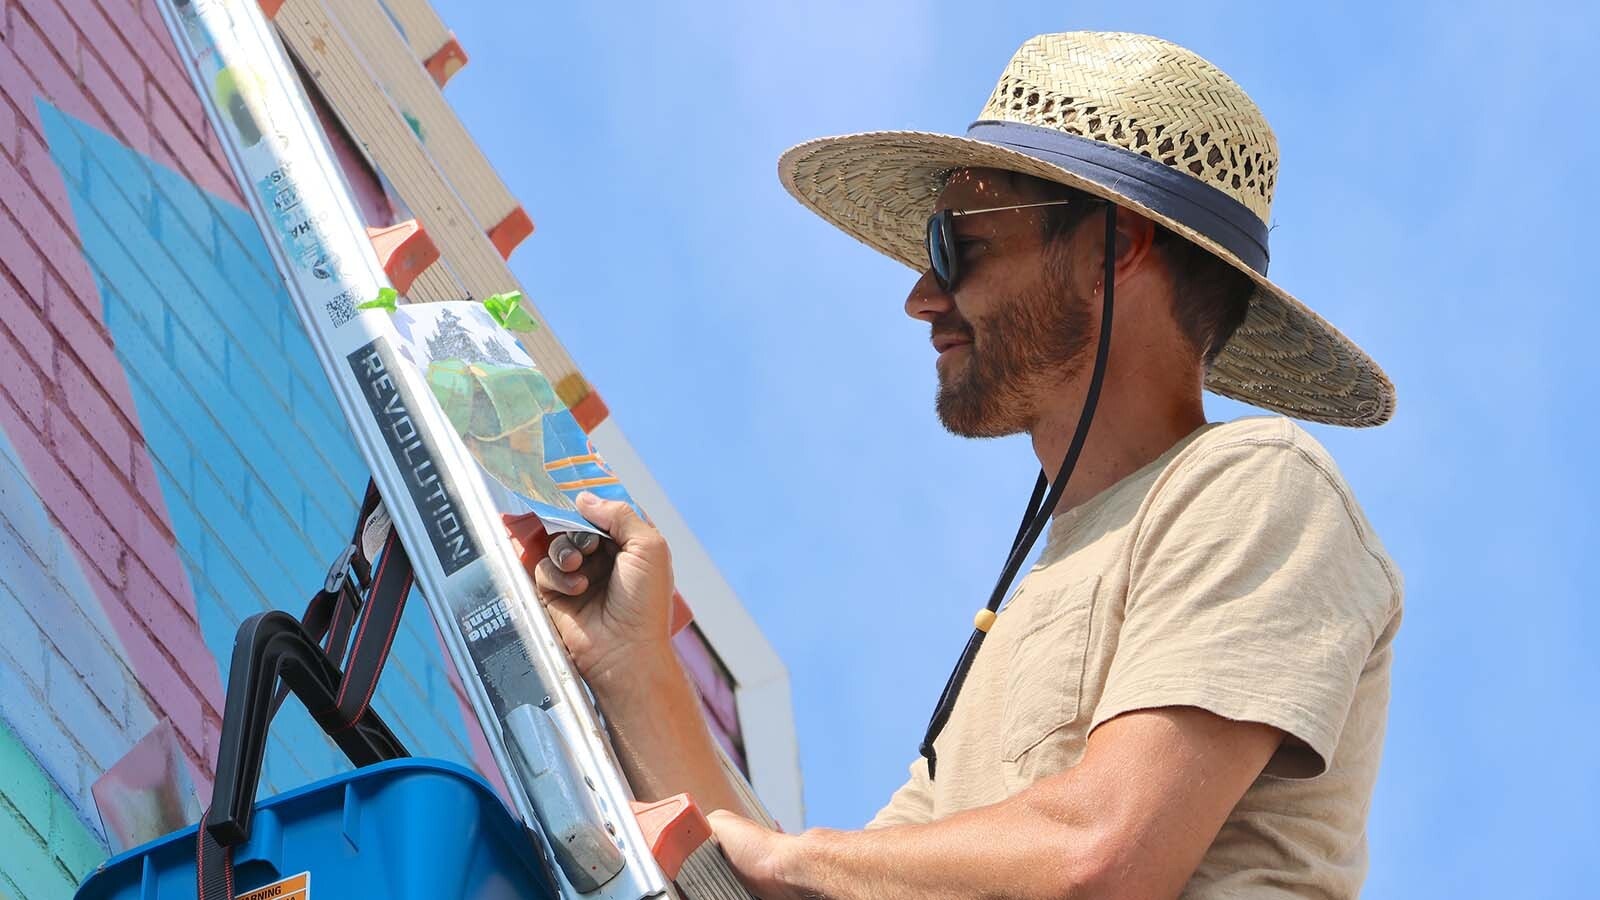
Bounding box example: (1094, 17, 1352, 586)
(0, 719, 105, 899)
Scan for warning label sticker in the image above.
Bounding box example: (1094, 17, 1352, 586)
(235, 871, 309, 900)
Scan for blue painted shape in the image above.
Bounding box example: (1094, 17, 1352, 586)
(35, 101, 477, 789)
(75, 759, 557, 900)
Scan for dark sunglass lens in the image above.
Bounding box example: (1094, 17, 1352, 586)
(927, 214, 953, 291)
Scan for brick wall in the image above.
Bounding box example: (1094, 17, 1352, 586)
(0, 1, 496, 896)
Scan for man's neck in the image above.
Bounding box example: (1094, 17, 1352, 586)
(1029, 375, 1207, 515)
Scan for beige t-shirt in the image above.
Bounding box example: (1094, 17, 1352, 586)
(869, 416, 1403, 899)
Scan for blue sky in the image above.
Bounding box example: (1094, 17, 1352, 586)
(442, 2, 1597, 895)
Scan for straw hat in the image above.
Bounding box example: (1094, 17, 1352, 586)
(779, 31, 1394, 427)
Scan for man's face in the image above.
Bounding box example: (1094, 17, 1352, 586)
(908, 168, 1096, 438)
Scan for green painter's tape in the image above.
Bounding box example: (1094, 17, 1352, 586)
(358, 286, 399, 312)
(482, 290, 539, 333)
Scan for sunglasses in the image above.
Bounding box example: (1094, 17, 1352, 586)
(925, 198, 1101, 293)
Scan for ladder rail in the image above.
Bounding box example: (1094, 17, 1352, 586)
(155, 1, 672, 896)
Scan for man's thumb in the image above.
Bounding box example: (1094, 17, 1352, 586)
(577, 492, 654, 548)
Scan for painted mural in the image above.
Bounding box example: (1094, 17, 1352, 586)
(0, 91, 495, 898)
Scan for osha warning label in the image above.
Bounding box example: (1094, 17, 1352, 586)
(235, 871, 309, 900)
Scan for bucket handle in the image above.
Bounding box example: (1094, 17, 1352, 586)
(206, 610, 407, 847)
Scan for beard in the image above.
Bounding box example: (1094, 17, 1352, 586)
(934, 262, 1094, 438)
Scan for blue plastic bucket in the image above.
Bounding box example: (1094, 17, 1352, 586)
(77, 758, 557, 900)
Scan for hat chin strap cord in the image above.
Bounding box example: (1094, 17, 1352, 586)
(919, 204, 1117, 780)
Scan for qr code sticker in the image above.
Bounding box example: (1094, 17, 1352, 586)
(325, 290, 357, 326)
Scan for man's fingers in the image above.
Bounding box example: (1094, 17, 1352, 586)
(534, 557, 588, 597)
(577, 493, 662, 555)
(548, 533, 585, 572)
(547, 531, 605, 574)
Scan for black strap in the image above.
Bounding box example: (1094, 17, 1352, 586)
(919, 205, 1118, 779)
(330, 527, 413, 732)
(268, 481, 385, 720)
(199, 481, 411, 900)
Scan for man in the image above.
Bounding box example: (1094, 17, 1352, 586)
(530, 32, 1402, 899)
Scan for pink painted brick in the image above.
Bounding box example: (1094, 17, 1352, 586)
(198, 119, 242, 205)
(49, 405, 146, 553)
(135, 0, 184, 73)
(0, 149, 83, 299)
(116, 17, 188, 109)
(4, 13, 99, 131)
(44, 271, 136, 413)
(129, 539, 195, 623)
(119, 556, 219, 707)
(131, 477, 182, 567)
(0, 383, 50, 471)
(0, 93, 16, 161)
(0, 273, 56, 375)
(200, 715, 222, 775)
(0, 147, 92, 300)
(42, 401, 90, 470)
(199, 121, 236, 182)
(14, 0, 80, 77)
(52, 481, 125, 588)
(56, 349, 136, 479)
(61, 0, 142, 98)
(146, 74, 202, 144)
(131, 444, 163, 501)
(52, 319, 134, 416)
(96, 594, 209, 755)
(146, 84, 236, 203)
(0, 42, 46, 127)
(124, 558, 200, 656)
(19, 128, 75, 226)
(2, 424, 126, 590)
(0, 336, 49, 435)
(0, 208, 48, 299)
(140, 75, 207, 161)
(81, 535, 221, 735)
(79, 50, 150, 156)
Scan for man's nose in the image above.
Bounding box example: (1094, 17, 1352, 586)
(904, 270, 953, 323)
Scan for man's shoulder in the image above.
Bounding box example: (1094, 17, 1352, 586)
(1190, 414, 1333, 460)
(1160, 415, 1402, 601)
(1170, 415, 1351, 495)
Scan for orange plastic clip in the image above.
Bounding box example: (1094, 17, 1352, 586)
(488, 206, 535, 260)
(424, 36, 470, 87)
(367, 220, 438, 295)
(632, 795, 712, 881)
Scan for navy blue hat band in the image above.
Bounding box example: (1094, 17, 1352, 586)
(965, 120, 1270, 275)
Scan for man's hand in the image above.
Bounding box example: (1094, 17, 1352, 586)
(707, 811, 796, 899)
(527, 492, 677, 690)
(512, 493, 754, 816)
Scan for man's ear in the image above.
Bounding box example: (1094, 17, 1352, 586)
(1111, 207, 1158, 283)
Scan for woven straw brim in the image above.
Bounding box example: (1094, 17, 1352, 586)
(779, 130, 1395, 427)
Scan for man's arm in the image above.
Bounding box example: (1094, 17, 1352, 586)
(713, 706, 1282, 900)
(587, 643, 754, 817)
(520, 493, 752, 817)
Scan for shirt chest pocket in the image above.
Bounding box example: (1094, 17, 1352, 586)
(999, 574, 1099, 763)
